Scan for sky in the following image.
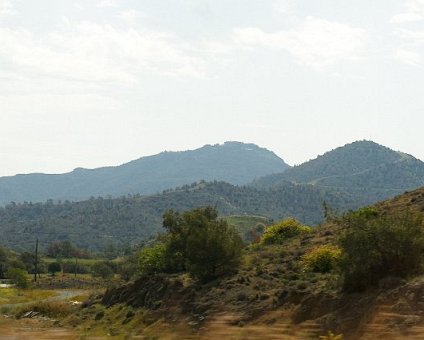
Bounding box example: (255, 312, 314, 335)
(0, 0, 423, 176)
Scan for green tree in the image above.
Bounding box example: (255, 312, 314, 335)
(137, 242, 167, 275)
(48, 262, 62, 276)
(339, 208, 424, 291)
(91, 261, 115, 279)
(162, 207, 244, 281)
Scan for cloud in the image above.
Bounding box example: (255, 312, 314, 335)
(395, 28, 424, 45)
(394, 49, 423, 65)
(272, 0, 294, 15)
(0, 21, 209, 91)
(392, 26, 424, 67)
(96, 0, 119, 8)
(0, 0, 15, 16)
(390, 0, 424, 23)
(233, 17, 368, 70)
(119, 9, 143, 25)
(390, 12, 423, 23)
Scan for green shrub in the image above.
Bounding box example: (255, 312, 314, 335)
(260, 218, 311, 245)
(91, 261, 115, 279)
(301, 245, 342, 273)
(339, 209, 424, 291)
(137, 242, 167, 275)
(6, 268, 30, 289)
(61, 261, 90, 274)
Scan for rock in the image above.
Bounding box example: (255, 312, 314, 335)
(22, 311, 40, 319)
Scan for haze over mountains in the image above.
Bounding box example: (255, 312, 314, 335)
(0, 142, 288, 205)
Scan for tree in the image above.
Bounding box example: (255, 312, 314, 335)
(339, 208, 424, 291)
(137, 242, 167, 275)
(48, 262, 62, 276)
(91, 261, 114, 279)
(162, 207, 244, 281)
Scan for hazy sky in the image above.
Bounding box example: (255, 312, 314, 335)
(1, 0, 423, 176)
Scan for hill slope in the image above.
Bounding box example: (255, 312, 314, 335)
(252, 140, 424, 204)
(0, 181, 361, 252)
(84, 186, 424, 340)
(0, 142, 289, 205)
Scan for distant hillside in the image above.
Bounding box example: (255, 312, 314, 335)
(0, 181, 361, 252)
(252, 140, 424, 204)
(0, 142, 289, 205)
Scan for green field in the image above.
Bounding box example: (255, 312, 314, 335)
(224, 215, 269, 242)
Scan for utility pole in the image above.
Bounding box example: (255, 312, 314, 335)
(74, 257, 77, 278)
(34, 238, 38, 282)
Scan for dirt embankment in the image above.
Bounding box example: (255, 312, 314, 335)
(100, 274, 424, 339)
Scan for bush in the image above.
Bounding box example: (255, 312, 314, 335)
(91, 261, 115, 279)
(339, 209, 424, 291)
(137, 243, 167, 275)
(260, 218, 311, 245)
(6, 268, 30, 289)
(61, 261, 90, 274)
(301, 245, 342, 273)
(48, 262, 62, 276)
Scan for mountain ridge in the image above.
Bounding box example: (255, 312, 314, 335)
(0, 141, 289, 205)
(252, 140, 424, 204)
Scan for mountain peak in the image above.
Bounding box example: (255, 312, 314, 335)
(252, 140, 424, 204)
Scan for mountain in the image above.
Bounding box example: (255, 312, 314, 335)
(252, 140, 424, 205)
(0, 142, 289, 205)
(0, 181, 361, 252)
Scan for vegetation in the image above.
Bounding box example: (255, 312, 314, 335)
(253, 140, 424, 206)
(136, 207, 244, 281)
(224, 215, 269, 243)
(260, 218, 311, 245)
(91, 261, 115, 279)
(0, 288, 55, 305)
(5, 268, 29, 288)
(0, 181, 359, 252)
(14, 300, 74, 319)
(301, 245, 342, 273)
(47, 262, 62, 276)
(339, 208, 424, 291)
(46, 240, 90, 259)
(136, 243, 167, 275)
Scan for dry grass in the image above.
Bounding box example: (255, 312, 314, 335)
(14, 300, 74, 319)
(0, 288, 56, 305)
